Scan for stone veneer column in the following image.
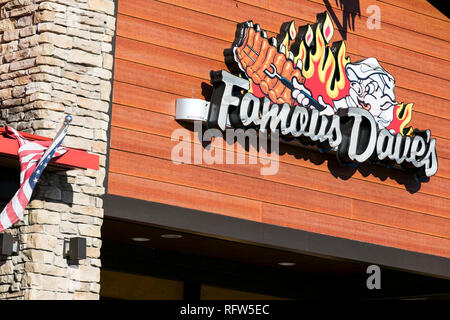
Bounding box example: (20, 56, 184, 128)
(0, 0, 115, 299)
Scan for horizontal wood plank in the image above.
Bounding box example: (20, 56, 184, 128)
(352, 200, 450, 239)
(109, 148, 354, 218)
(346, 52, 450, 102)
(117, 7, 450, 85)
(268, 0, 450, 62)
(261, 203, 450, 258)
(158, 0, 450, 62)
(115, 30, 450, 100)
(109, 126, 450, 225)
(115, 36, 225, 80)
(111, 0, 450, 258)
(112, 80, 450, 142)
(111, 102, 450, 182)
(108, 172, 262, 221)
(110, 120, 450, 199)
(116, 14, 229, 62)
(111, 127, 450, 237)
(112, 81, 179, 114)
(109, 172, 450, 258)
(113, 58, 450, 136)
(112, 58, 450, 160)
(378, 0, 449, 21)
(118, 0, 238, 42)
(114, 59, 205, 98)
(305, 0, 450, 42)
(112, 79, 450, 125)
(395, 87, 449, 123)
(114, 12, 450, 115)
(242, 0, 450, 26)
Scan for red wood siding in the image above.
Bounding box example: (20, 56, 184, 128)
(109, 0, 450, 258)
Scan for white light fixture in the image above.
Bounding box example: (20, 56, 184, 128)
(278, 262, 296, 267)
(175, 98, 210, 122)
(131, 237, 150, 242)
(161, 234, 183, 239)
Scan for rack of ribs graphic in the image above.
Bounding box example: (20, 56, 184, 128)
(224, 12, 415, 136)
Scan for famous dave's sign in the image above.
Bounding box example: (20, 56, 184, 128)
(176, 12, 438, 178)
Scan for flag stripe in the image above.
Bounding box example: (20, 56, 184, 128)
(0, 210, 10, 231)
(17, 188, 29, 219)
(0, 125, 68, 232)
(4, 202, 16, 230)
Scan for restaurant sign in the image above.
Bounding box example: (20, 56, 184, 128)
(176, 12, 438, 178)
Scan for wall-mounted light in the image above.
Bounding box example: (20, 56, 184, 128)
(64, 237, 86, 262)
(175, 98, 209, 122)
(277, 262, 296, 267)
(161, 234, 183, 239)
(0, 233, 18, 257)
(131, 237, 150, 242)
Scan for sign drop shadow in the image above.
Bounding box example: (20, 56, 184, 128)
(323, 0, 361, 40)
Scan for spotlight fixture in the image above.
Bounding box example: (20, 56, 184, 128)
(160, 234, 183, 239)
(64, 237, 86, 261)
(131, 237, 150, 242)
(277, 262, 296, 267)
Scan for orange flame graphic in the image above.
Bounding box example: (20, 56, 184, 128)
(230, 13, 418, 136)
(294, 13, 350, 107)
(386, 103, 414, 136)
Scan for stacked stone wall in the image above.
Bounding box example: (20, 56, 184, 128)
(0, 0, 115, 299)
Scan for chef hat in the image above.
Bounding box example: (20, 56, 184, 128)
(346, 57, 396, 104)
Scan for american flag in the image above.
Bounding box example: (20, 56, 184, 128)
(0, 117, 71, 232)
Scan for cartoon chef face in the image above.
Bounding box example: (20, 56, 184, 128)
(346, 58, 397, 129)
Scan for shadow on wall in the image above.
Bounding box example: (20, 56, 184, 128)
(188, 0, 426, 194)
(182, 82, 427, 195)
(0, 199, 8, 270)
(0, 168, 20, 202)
(33, 171, 73, 211)
(427, 0, 450, 19)
(0, 169, 74, 223)
(323, 0, 361, 40)
(185, 81, 429, 194)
